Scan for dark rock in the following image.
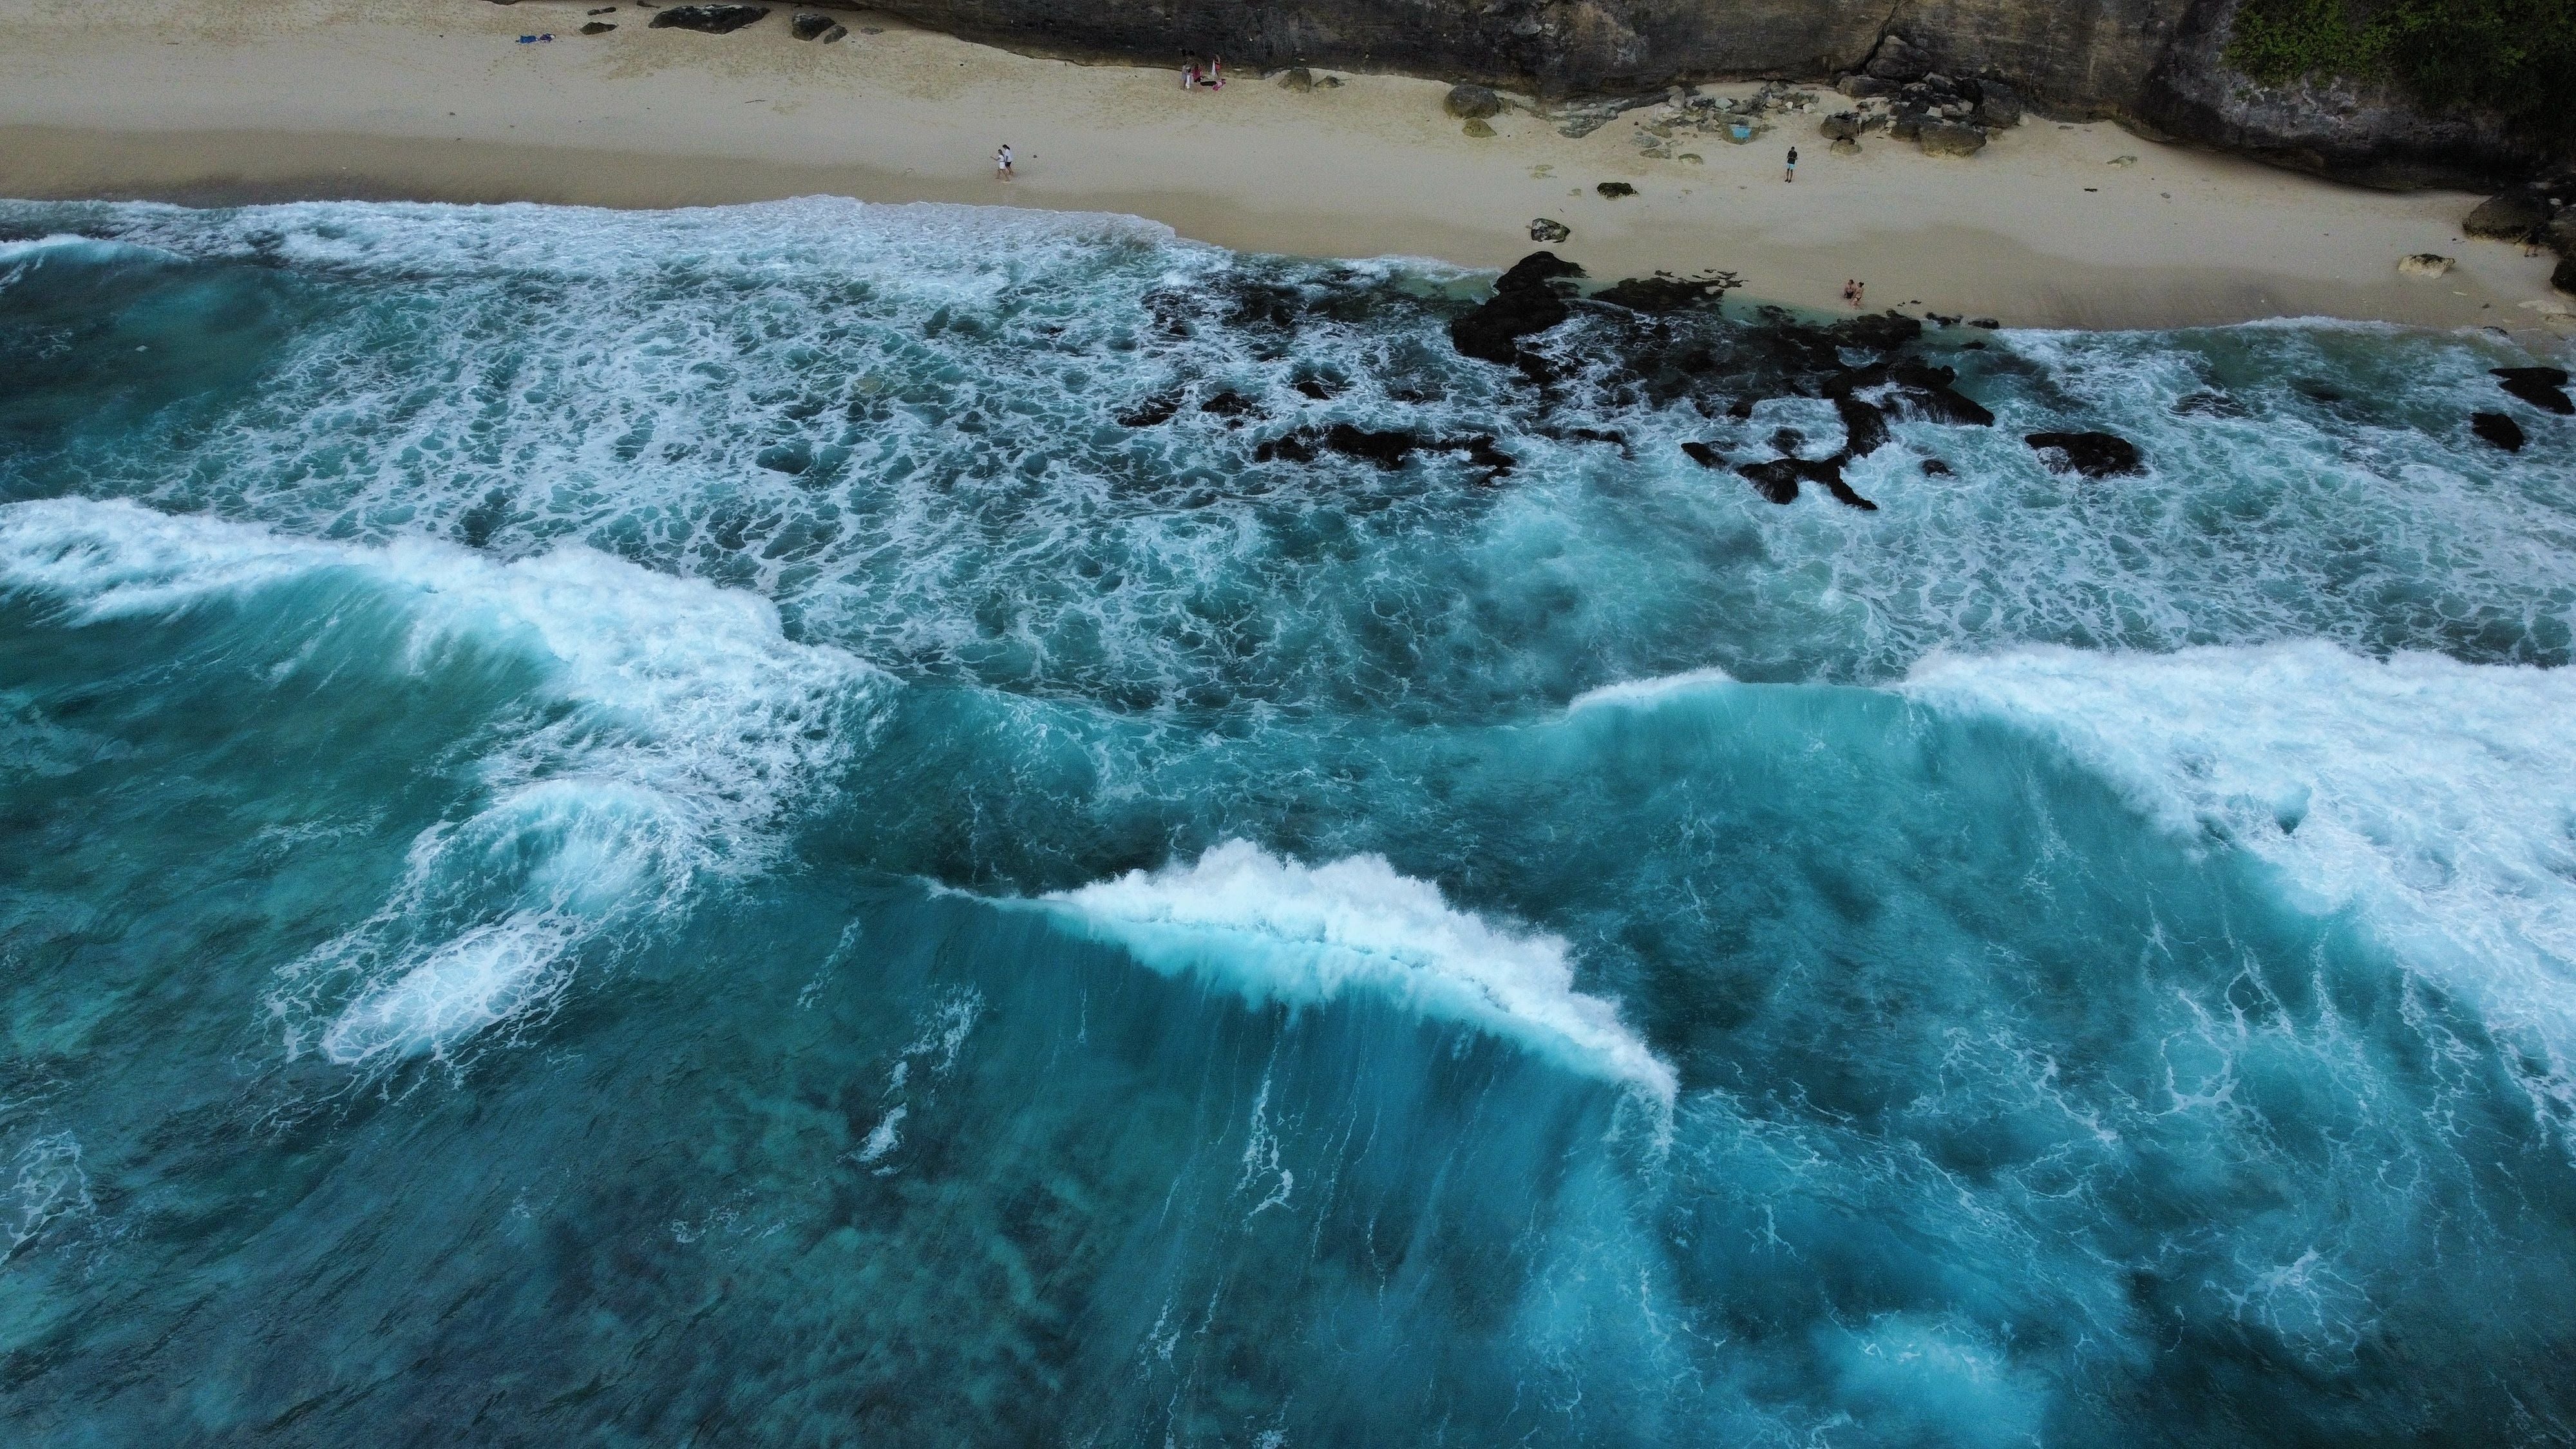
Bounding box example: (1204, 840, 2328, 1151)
(1769, 426, 1806, 455)
(1255, 424, 1512, 477)
(1831, 312, 1924, 351)
(1566, 427, 1632, 456)
(1866, 33, 1932, 82)
(820, 21, 845, 39)
(1292, 374, 1341, 400)
(1681, 441, 1726, 468)
(1734, 458, 1804, 504)
(2470, 412, 2526, 451)
(1592, 272, 1739, 314)
(2555, 252, 2576, 297)
(1277, 67, 1315, 93)
(1834, 395, 1889, 457)
(1968, 317, 2000, 329)
(1596, 181, 1637, 198)
(581, 19, 615, 32)
(648, 4, 768, 32)
(1200, 390, 1260, 419)
(1445, 84, 1503, 120)
(1448, 251, 1583, 370)
(1528, 217, 1571, 243)
(1918, 121, 1987, 157)
(1115, 392, 1182, 427)
(1736, 456, 1878, 511)
(1971, 82, 2022, 129)
(791, 10, 831, 38)
(1921, 458, 1955, 476)
(1837, 75, 1892, 99)
(2463, 189, 2552, 241)
(2494, 366, 2573, 415)
(2027, 430, 2145, 477)
(1819, 112, 1862, 142)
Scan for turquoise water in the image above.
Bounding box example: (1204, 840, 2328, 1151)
(3, 196, 2573, 1444)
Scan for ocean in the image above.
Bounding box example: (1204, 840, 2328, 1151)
(1, 194, 2571, 1445)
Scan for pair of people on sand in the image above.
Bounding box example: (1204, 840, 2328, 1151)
(1183, 56, 1225, 90)
(1841, 278, 1866, 308)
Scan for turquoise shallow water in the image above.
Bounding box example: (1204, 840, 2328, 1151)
(3, 196, 2574, 1445)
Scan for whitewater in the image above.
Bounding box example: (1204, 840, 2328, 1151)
(1, 194, 2572, 1446)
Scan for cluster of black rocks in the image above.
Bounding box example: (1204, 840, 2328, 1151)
(1103, 252, 2185, 508)
(1827, 58, 2021, 157)
(2472, 366, 2571, 453)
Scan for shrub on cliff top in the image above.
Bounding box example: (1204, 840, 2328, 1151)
(2226, 0, 2576, 147)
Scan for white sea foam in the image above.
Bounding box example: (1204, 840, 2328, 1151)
(1040, 840, 1676, 1101)
(0, 497, 883, 1066)
(1906, 642, 2576, 1101)
(1567, 667, 1737, 712)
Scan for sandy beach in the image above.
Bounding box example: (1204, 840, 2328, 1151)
(1, 0, 2570, 333)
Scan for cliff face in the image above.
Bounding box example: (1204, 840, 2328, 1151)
(864, 0, 2554, 186)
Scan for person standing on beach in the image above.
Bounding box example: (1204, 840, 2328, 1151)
(1208, 55, 1224, 89)
(995, 144, 1013, 181)
(1183, 61, 1198, 90)
(1785, 146, 1797, 183)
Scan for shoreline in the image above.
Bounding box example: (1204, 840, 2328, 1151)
(1, 0, 2570, 336)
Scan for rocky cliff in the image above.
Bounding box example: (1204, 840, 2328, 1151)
(856, 0, 2560, 187)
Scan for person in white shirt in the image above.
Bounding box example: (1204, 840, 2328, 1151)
(995, 144, 1014, 180)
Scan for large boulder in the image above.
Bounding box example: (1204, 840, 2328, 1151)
(1972, 82, 2023, 129)
(2470, 412, 2525, 451)
(1866, 33, 1932, 82)
(648, 5, 769, 33)
(791, 11, 832, 39)
(2494, 366, 2573, 414)
(2027, 430, 2144, 477)
(2557, 252, 2576, 296)
(1918, 122, 1988, 157)
(2464, 188, 2552, 240)
(1819, 112, 1863, 142)
(1444, 84, 1503, 120)
(1448, 251, 1584, 370)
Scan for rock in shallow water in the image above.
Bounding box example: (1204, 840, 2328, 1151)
(2493, 366, 2573, 415)
(2027, 430, 2144, 477)
(2470, 412, 2526, 451)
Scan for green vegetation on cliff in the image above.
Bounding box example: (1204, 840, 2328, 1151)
(2226, 0, 2576, 145)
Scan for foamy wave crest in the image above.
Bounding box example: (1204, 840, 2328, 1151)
(0, 497, 884, 1066)
(1040, 841, 1676, 1101)
(1567, 667, 1737, 713)
(1906, 642, 2576, 1104)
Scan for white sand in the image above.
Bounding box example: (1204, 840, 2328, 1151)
(1, 0, 2569, 333)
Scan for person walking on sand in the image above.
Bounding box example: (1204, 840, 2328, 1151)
(1183, 61, 1199, 91)
(1208, 55, 1224, 90)
(1785, 146, 1798, 183)
(995, 144, 1014, 181)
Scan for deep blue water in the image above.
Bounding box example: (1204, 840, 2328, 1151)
(2, 196, 2573, 1445)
